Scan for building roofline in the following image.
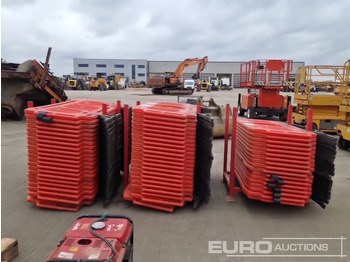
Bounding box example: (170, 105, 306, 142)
(73, 58, 148, 61)
(149, 60, 305, 63)
(73, 58, 304, 63)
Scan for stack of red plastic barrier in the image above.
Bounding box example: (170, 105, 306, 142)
(235, 118, 317, 207)
(25, 99, 117, 211)
(123, 102, 197, 212)
(26, 110, 38, 204)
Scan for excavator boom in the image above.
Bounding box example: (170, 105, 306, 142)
(173, 56, 209, 79)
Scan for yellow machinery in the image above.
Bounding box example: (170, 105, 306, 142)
(292, 65, 346, 132)
(66, 78, 86, 90)
(89, 77, 99, 90)
(130, 80, 147, 88)
(336, 60, 350, 149)
(198, 79, 211, 92)
(97, 78, 107, 91)
(67, 79, 77, 89)
(89, 77, 107, 91)
(107, 74, 122, 90)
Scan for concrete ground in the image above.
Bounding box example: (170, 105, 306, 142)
(1, 88, 350, 262)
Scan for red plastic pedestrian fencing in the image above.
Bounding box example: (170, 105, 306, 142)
(235, 118, 316, 207)
(123, 101, 197, 212)
(25, 99, 118, 211)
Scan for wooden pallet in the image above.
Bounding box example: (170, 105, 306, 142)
(1, 238, 18, 262)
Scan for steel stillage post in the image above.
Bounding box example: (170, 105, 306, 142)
(223, 104, 230, 178)
(229, 107, 238, 199)
(287, 105, 293, 125)
(306, 108, 314, 131)
(117, 100, 122, 114)
(124, 104, 130, 189)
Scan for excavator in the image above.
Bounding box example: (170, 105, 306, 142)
(149, 56, 208, 95)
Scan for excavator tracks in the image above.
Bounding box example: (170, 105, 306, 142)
(152, 87, 194, 95)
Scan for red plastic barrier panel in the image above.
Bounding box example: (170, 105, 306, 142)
(235, 118, 316, 207)
(124, 102, 197, 212)
(25, 99, 118, 211)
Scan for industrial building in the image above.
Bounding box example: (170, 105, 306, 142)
(73, 58, 304, 88)
(73, 58, 149, 83)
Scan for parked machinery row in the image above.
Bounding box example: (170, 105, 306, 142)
(292, 60, 350, 149)
(233, 58, 349, 150)
(65, 76, 108, 91)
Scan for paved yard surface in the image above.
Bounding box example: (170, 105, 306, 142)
(1, 88, 350, 261)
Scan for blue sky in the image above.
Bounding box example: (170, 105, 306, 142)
(1, 0, 349, 76)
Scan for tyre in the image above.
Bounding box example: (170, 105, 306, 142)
(247, 108, 254, 119)
(279, 112, 287, 121)
(338, 136, 350, 150)
(238, 104, 245, 116)
(238, 109, 245, 116)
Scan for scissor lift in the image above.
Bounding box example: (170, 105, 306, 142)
(292, 65, 346, 133)
(336, 60, 350, 149)
(238, 59, 292, 121)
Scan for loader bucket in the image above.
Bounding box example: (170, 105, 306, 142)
(2, 58, 67, 120)
(200, 98, 232, 137)
(1, 60, 42, 120)
(177, 96, 232, 137)
(1, 78, 34, 120)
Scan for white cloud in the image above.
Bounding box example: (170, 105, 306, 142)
(1, 0, 350, 76)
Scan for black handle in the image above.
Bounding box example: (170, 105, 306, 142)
(36, 111, 53, 123)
